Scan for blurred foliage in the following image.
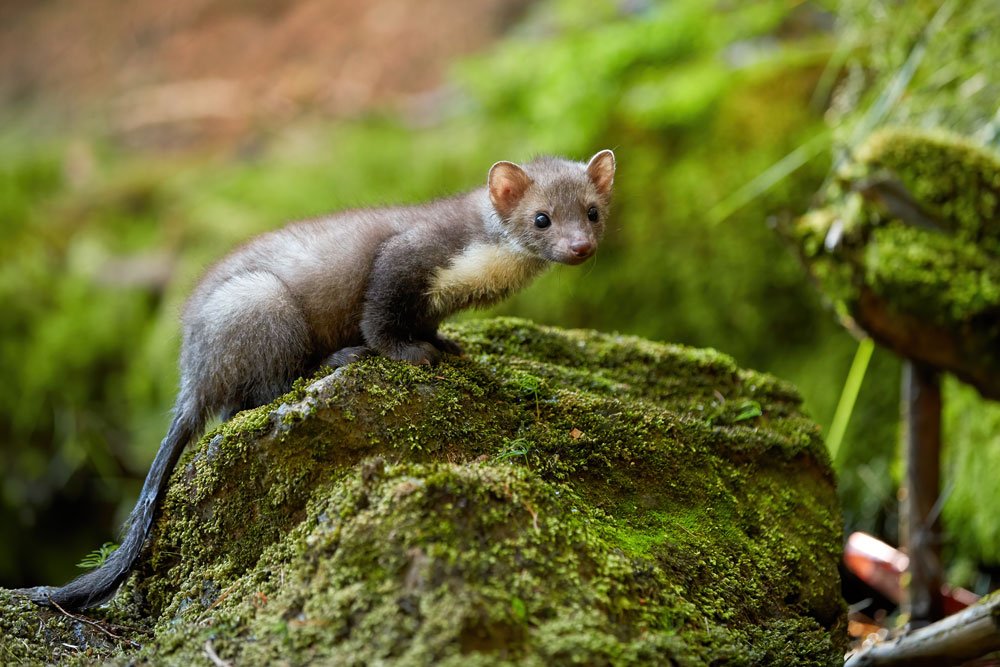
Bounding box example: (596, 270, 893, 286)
(834, 0, 1000, 145)
(944, 379, 1000, 567)
(2, 0, 989, 592)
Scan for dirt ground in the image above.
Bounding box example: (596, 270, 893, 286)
(0, 0, 532, 145)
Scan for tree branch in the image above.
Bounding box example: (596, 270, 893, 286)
(845, 594, 1000, 667)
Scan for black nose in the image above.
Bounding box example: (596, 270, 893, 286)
(570, 240, 593, 257)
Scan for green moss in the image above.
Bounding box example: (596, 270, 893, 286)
(794, 127, 1000, 311)
(787, 127, 1000, 396)
(2, 318, 844, 664)
(865, 225, 1000, 324)
(854, 128, 1000, 250)
(0, 589, 144, 666)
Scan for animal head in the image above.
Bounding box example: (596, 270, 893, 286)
(488, 150, 615, 265)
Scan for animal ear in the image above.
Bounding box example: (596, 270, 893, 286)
(488, 161, 533, 218)
(586, 149, 616, 198)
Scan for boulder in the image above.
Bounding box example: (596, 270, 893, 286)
(1, 318, 845, 665)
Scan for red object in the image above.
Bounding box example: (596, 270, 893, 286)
(843, 532, 980, 616)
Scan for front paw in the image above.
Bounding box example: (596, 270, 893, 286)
(324, 346, 374, 369)
(431, 335, 464, 357)
(389, 341, 441, 366)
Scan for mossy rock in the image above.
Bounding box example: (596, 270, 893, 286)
(786, 127, 1000, 398)
(1, 318, 845, 665)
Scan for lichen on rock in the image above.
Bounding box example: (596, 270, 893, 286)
(1, 317, 845, 666)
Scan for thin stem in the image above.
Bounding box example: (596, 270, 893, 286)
(826, 336, 875, 462)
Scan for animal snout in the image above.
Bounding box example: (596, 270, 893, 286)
(569, 239, 594, 258)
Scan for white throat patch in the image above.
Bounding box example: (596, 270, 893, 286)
(427, 242, 547, 316)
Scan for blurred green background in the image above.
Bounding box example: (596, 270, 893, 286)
(1, 0, 997, 597)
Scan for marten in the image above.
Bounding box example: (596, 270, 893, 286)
(19, 149, 616, 610)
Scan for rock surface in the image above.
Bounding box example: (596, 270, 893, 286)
(1, 318, 845, 665)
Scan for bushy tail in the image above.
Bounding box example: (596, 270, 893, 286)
(19, 412, 200, 610)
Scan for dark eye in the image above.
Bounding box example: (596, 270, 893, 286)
(587, 206, 599, 222)
(534, 212, 551, 229)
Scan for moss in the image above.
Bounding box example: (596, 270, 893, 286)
(786, 127, 1000, 399)
(793, 127, 1000, 311)
(864, 225, 1000, 325)
(854, 128, 1000, 250)
(2, 318, 844, 665)
(0, 589, 143, 666)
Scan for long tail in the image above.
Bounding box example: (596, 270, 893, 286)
(19, 411, 200, 610)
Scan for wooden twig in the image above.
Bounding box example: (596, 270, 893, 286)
(901, 361, 944, 625)
(845, 594, 1000, 666)
(852, 175, 947, 233)
(48, 599, 141, 649)
(198, 583, 239, 623)
(204, 639, 233, 667)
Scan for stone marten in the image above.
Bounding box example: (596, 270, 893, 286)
(20, 149, 616, 610)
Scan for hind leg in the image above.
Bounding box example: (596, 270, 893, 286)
(181, 271, 314, 419)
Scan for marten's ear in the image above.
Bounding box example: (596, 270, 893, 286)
(586, 149, 616, 199)
(488, 161, 532, 218)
